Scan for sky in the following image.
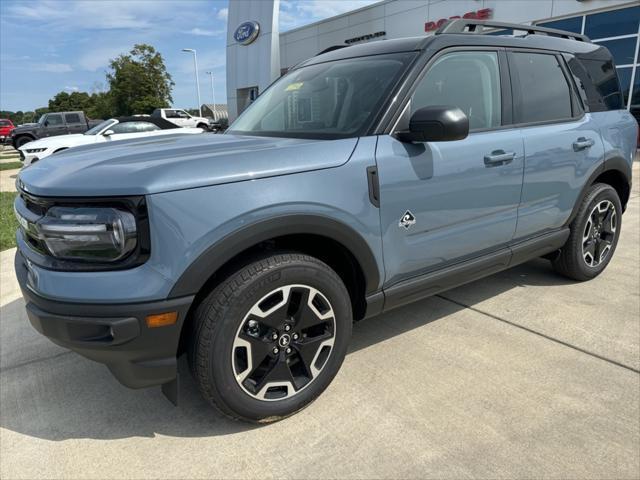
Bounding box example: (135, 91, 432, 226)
(0, 0, 379, 113)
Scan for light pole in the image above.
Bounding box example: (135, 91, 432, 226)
(182, 48, 202, 117)
(206, 71, 215, 113)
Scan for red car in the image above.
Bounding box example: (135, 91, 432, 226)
(0, 119, 15, 144)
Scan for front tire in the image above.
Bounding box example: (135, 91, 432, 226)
(188, 252, 352, 423)
(15, 136, 33, 148)
(553, 183, 622, 281)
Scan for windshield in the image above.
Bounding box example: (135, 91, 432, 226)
(0, 120, 10, 126)
(37, 114, 46, 124)
(84, 119, 116, 135)
(228, 52, 416, 139)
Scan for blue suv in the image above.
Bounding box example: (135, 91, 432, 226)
(14, 20, 637, 422)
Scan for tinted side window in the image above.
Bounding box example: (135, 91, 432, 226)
(411, 51, 502, 130)
(64, 113, 81, 124)
(511, 53, 572, 123)
(46, 114, 63, 126)
(567, 49, 624, 111)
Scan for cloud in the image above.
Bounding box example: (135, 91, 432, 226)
(64, 85, 80, 92)
(189, 27, 224, 37)
(36, 63, 73, 73)
(76, 46, 129, 71)
(217, 8, 228, 21)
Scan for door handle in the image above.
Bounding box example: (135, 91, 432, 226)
(484, 150, 515, 167)
(572, 137, 595, 151)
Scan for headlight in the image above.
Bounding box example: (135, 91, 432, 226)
(14, 192, 149, 270)
(25, 148, 47, 153)
(37, 206, 137, 261)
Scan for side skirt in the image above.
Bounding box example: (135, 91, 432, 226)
(378, 228, 569, 313)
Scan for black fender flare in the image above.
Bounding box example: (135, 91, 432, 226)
(565, 155, 632, 226)
(168, 214, 381, 298)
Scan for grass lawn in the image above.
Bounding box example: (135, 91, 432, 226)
(0, 162, 22, 171)
(1, 192, 19, 251)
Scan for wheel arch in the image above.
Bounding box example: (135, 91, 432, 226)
(13, 133, 36, 146)
(566, 155, 632, 226)
(169, 214, 382, 320)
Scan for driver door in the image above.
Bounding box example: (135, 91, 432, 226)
(376, 49, 525, 287)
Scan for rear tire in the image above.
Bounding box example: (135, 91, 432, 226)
(196, 123, 210, 131)
(553, 183, 622, 281)
(188, 252, 352, 423)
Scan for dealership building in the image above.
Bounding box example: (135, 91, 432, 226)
(226, 0, 640, 122)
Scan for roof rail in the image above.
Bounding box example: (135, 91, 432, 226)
(435, 19, 590, 42)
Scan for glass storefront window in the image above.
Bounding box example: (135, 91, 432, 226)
(584, 6, 640, 39)
(632, 71, 640, 108)
(617, 67, 633, 106)
(596, 38, 638, 66)
(537, 16, 582, 34)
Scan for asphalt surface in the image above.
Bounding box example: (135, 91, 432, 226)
(0, 162, 638, 479)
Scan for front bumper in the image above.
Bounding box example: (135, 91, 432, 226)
(15, 250, 194, 389)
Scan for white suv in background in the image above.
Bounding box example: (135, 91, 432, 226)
(151, 108, 212, 130)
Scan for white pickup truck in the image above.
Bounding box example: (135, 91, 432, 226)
(151, 108, 212, 130)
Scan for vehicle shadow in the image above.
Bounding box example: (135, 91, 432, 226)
(0, 258, 574, 441)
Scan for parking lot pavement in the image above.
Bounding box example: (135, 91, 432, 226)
(1, 163, 638, 480)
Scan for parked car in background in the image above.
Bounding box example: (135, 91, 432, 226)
(152, 108, 212, 130)
(18, 116, 204, 167)
(10, 111, 102, 149)
(0, 119, 15, 144)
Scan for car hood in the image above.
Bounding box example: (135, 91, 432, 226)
(19, 134, 86, 151)
(18, 133, 359, 196)
(12, 124, 40, 134)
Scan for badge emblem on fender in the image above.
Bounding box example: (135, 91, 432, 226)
(399, 210, 416, 229)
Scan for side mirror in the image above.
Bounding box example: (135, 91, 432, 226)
(44, 121, 49, 127)
(103, 129, 115, 136)
(397, 105, 469, 143)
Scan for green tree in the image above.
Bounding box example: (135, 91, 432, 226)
(48, 91, 92, 112)
(86, 91, 114, 119)
(106, 44, 174, 116)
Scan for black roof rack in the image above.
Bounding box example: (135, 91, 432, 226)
(436, 19, 590, 43)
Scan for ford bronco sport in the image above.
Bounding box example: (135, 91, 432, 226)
(14, 20, 637, 423)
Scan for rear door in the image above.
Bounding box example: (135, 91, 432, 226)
(64, 113, 85, 134)
(508, 50, 605, 240)
(376, 48, 525, 287)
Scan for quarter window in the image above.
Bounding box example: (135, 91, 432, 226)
(511, 53, 573, 123)
(411, 51, 502, 130)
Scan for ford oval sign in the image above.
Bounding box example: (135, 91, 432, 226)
(234, 21, 260, 45)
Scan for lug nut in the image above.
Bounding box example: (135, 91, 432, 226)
(273, 347, 279, 354)
(271, 333, 278, 340)
(292, 333, 299, 340)
(286, 347, 292, 354)
(284, 324, 291, 331)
